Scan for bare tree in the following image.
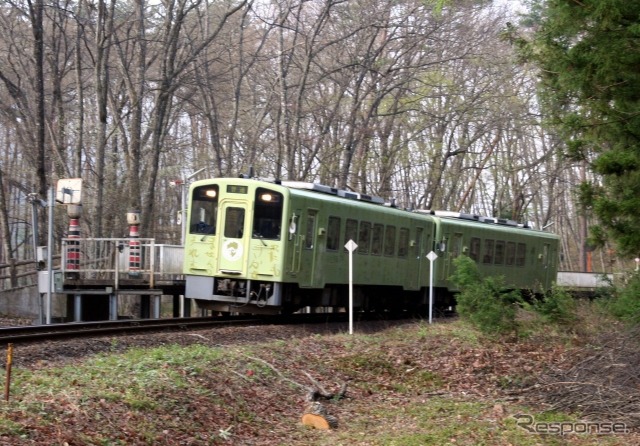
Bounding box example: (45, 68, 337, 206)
(0, 0, 603, 272)
(0, 165, 16, 286)
(139, 0, 249, 235)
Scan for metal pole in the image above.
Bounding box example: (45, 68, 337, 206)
(181, 182, 188, 246)
(46, 186, 54, 325)
(29, 196, 40, 267)
(149, 239, 155, 288)
(349, 248, 353, 335)
(344, 240, 357, 335)
(74, 294, 82, 322)
(429, 258, 434, 324)
(427, 251, 438, 324)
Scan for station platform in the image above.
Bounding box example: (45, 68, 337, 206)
(38, 239, 189, 322)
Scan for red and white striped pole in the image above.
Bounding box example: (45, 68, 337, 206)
(66, 204, 82, 277)
(127, 210, 141, 277)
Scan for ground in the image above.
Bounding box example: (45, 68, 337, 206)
(0, 313, 638, 445)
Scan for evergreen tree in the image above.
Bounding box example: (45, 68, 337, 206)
(521, 0, 640, 257)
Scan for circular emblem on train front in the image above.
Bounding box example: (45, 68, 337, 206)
(222, 240, 243, 262)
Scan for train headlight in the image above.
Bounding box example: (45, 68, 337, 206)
(260, 193, 274, 202)
(205, 189, 217, 198)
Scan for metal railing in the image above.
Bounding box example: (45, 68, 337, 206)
(60, 238, 184, 289)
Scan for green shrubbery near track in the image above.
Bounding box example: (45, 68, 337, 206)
(599, 274, 640, 325)
(450, 256, 584, 335)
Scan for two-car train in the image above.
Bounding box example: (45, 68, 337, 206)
(183, 177, 560, 314)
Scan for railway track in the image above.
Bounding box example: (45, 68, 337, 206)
(0, 316, 265, 344)
(0, 310, 419, 345)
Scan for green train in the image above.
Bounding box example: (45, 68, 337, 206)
(183, 177, 560, 314)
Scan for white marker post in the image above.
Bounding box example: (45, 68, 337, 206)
(427, 251, 438, 324)
(344, 239, 358, 334)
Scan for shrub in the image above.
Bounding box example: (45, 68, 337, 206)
(604, 273, 640, 324)
(450, 256, 522, 335)
(533, 286, 577, 326)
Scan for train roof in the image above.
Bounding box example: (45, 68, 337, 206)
(419, 210, 539, 230)
(279, 180, 386, 205)
(279, 181, 551, 234)
(194, 177, 557, 236)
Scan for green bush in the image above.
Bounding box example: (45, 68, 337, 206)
(449, 256, 522, 335)
(604, 273, 640, 324)
(533, 285, 577, 326)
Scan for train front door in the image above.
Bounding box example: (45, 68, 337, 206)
(217, 202, 249, 275)
(298, 209, 319, 287)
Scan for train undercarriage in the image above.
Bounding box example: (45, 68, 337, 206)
(192, 277, 454, 316)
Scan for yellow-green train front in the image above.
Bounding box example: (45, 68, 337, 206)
(183, 178, 560, 314)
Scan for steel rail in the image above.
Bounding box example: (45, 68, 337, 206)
(0, 316, 263, 344)
(0, 311, 409, 345)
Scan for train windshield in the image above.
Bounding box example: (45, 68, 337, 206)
(189, 185, 219, 235)
(253, 188, 283, 240)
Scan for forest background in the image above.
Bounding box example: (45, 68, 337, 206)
(0, 0, 635, 286)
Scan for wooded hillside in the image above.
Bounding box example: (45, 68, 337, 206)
(0, 0, 626, 278)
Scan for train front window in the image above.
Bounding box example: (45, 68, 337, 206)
(190, 185, 219, 235)
(252, 188, 283, 240)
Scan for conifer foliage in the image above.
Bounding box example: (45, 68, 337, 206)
(524, 0, 640, 256)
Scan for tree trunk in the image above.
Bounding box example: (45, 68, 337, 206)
(0, 166, 17, 287)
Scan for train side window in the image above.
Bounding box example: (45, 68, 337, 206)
(494, 241, 505, 265)
(398, 227, 409, 258)
(190, 185, 219, 234)
(305, 211, 317, 249)
(358, 222, 371, 254)
(371, 224, 383, 255)
(506, 241, 516, 266)
(483, 239, 494, 264)
(451, 233, 463, 258)
(326, 216, 341, 251)
(384, 225, 396, 256)
(223, 207, 245, 238)
(252, 188, 283, 240)
(516, 243, 527, 267)
(345, 219, 358, 251)
(469, 237, 481, 262)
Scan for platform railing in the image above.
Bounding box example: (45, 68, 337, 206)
(60, 238, 184, 289)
